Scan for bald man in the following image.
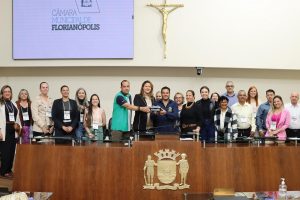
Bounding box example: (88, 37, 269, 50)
(285, 92, 300, 138)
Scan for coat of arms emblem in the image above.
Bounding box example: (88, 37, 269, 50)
(143, 149, 190, 190)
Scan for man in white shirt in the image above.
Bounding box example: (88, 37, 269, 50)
(285, 92, 300, 138)
(231, 90, 256, 137)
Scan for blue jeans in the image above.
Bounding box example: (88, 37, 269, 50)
(75, 122, 85, 140)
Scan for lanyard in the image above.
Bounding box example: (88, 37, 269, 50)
(62, 100, 71, 112)
(5, 101, 15, 113)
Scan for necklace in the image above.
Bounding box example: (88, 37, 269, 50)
(185, 102, 194, 109)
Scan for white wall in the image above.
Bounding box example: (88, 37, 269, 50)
(1, 0, 300, 68)
(1, 0, 300, 120)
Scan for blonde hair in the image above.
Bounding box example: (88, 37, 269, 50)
(174, 92, 185, 104)
(270, 95, 284, 114)
(18, 89, 31, 103)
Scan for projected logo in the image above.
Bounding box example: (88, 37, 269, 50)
(75, 0, 100, 13)
(82, 0, 92, 7)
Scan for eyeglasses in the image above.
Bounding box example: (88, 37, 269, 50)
(226, 85, 234, 87)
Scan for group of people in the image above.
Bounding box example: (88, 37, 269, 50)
(111, 80, 298, 144)
(0, 82, 106, 178)
(0, 80, 299, 178)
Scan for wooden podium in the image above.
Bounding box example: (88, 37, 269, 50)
(13, 140, 300, 200)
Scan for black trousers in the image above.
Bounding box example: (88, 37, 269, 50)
(0, 125, 17, 175)
(286, 128, 300, 138)
(216, 131, 231, 141)
(217, 131, 226, 141)
(238, 127, 251, 137)
(54, 128, 75, 144)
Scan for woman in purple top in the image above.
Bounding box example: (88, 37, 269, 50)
(16, 89, 33, 144)
(266, 95, 290, 141)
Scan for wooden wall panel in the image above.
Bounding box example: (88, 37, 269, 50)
(13, 142, 300, 200)
(13, 144, 133, 200)
(132, 142, 300, 200)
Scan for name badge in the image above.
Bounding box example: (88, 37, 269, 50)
(46, 107, 52, 117)
(292, 116, 297, 121)
(23, 112, 30, 121)
(9, 112, 15, 122)
(240, 117, 247, 123)
(64, 111, 71, 120)
(270, 121, 277, 131)
(168, 107, 173, 112)
(80, 114, 84, 123)
(92, 122, 99, 130)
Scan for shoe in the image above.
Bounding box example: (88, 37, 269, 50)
(0, 173, 13, 179)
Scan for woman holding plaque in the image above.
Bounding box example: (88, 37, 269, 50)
(133, 80, 155, 132)
(84, 94, 106, 141)
(0, 85, 21, 178)
(16, 89, 33, 144)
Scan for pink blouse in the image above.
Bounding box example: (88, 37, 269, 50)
(266, 109, 290, 140)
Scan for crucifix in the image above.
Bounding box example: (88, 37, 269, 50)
(147, 0, 184, 59)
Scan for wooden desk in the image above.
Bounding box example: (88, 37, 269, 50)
(13, 144, 133, 200)
(13, 142, 300, 200)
